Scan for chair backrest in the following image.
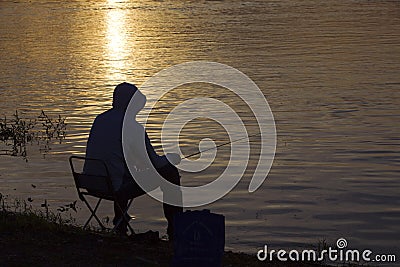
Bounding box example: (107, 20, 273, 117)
(69, 156, 114, 199)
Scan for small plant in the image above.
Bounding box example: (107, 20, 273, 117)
(0, 193, 5, 211)
(0, 195, 77, 228)
(0, 110, 67, 161)
(317, 238, 329, 254)
(57, 200, 78, 213)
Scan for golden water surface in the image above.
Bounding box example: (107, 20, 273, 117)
(0, 0, 399, 253)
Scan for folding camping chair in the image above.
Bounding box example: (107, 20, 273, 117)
(69, 155, 134, 234)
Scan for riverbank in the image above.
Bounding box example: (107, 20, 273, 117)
(0, 209, 341, 267)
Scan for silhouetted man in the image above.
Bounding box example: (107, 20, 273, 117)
(84, 82, 182, 237)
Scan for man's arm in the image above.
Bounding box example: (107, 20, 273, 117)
(145, 131, 169, 169)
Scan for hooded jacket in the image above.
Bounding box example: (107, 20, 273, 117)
(83, 83, 168, 191)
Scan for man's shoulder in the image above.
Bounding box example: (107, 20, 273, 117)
(94, 109, 120, 121)
(89, 109, 123, 137)
(91, 109, 124, 131)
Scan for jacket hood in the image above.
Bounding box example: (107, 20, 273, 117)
(112, 82, 138, 110)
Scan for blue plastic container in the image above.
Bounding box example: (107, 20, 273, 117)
(171, 210, 225, 267)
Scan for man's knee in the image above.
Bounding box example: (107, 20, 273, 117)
(158, 164, 181, 185)
(117, 178, 146, 201)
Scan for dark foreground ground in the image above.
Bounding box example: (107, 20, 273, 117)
(0, 210, 363, 267)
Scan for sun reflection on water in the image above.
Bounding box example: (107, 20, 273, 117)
(105, 0, 131, 82)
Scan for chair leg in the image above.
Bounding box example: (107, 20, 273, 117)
(112, 198, 135, 235)
(83, 198, 106, 230)
(126, 199, 135, 234)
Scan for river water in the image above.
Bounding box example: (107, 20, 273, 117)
(0, 0, 399, 257)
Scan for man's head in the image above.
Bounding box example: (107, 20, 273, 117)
(113, 82, 146, 116)
(112, 82, 138, 110)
